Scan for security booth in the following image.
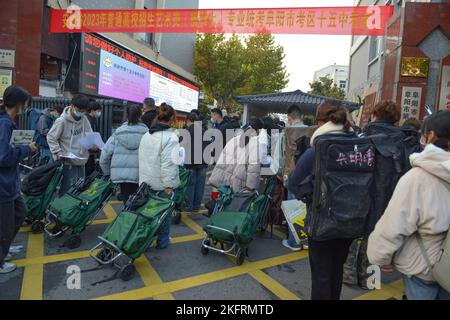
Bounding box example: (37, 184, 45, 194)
(235, 90, 361, 123)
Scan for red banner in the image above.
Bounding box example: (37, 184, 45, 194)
(50, 6, 394, 35)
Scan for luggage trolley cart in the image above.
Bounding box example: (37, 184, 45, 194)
(21, 161, 64, 233)
(44, 172, 116, 249)
(201, 179, 275, 266)
(89, 185, 175, 281)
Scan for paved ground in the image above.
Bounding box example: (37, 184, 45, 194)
(0, 186, 404, 300)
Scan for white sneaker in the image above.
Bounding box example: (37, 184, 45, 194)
(4, 253, 13, 261)
(282, 240, 302, 252)
(0, 262, 17, 274)
(9, 245, 23, 254)
(302, 243, 309, 250)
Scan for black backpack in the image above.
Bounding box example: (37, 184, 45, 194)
(362, 123, 420, 173)
(307, 134, 401, 241)
(21, 161, 62, 196)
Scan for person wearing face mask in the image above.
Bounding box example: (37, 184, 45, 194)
(0, 85, 38, 274)
(85, 101, 102, 177)
(47, 94, 93, 196)
(36, 105, 63, 163)
(368, 110, 450, 300)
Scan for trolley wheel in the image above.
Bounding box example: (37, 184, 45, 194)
(65, 235, 82, 249)
(172, 211, 182, 225)
(96, 248, 113, 263)
(201, 240, 210, 255)
(31, 221, 44, 234)
(119, 264, 136, 281)
(51, 224, 64, 238)
(236, 249, 245, 266)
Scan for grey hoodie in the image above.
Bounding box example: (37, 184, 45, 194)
(47, 106, 93, 166)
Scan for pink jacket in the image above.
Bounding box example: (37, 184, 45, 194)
(367, 144, 450, 281)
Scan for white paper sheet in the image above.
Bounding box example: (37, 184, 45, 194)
(80, 132, 105, 150)
(10, 130, 35, 146)
(281, 199, 308, 245)
(60, 152, 88, 160)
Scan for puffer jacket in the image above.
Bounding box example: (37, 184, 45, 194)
(47, 106, 92, 166)
(368, 144, 450, 281)
(100, 122, 148, 184)
(139, 123, 180, 191)
(208, 130, 264, 193)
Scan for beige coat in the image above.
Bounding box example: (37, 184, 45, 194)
(367, 144, 450, 281)
(208, 131, 264, 193)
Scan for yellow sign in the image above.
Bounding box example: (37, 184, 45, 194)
(401, 57, 429, 78)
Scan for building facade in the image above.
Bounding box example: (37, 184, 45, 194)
(0, 0, 199, 115)
(347, 0, 450, 127)
(313, 64, 349, 94)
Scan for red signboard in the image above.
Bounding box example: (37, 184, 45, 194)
(50, 6, 394, 36)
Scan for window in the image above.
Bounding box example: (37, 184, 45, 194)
(339, 81, 347, 89)
(368, 36, 381, 63)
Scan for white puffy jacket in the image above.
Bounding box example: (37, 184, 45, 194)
(138, 125, 180, 191)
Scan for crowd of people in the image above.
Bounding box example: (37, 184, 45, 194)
(0, 84, 449, 301)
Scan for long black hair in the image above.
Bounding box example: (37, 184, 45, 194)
(0, 85, 31, 111)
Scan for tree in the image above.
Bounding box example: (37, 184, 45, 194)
(237, 34, 289, 96)
(308, 77, 346, 100)
(195, 33, 289, 113)
(194, 34, 246, 111)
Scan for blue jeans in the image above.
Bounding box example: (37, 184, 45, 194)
(286, 191, 302, 248)
(186, 167, 207, 212)
(156, 212, 172, 249)
(403, 274, 450, 300)
(60, 165, 85, 196)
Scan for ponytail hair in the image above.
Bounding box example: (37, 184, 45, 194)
(156, 104, 176, 123)
(316, 100, 351, 132)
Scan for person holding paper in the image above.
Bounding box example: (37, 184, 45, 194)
(0, 86, 38, 274)
(47, 94, 92, 196)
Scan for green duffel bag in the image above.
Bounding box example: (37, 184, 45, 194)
(102, 195, 173, 259)
(50, 179, 113, 233)
(24, 196, 43, 220)
(248, 194, 268, 227)
(204, 211, 254, 247)
(174, 166, 192, 211)
(49, 194, 87, 226)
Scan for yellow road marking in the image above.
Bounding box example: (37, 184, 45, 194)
(14, 250, 97, 268)
(20, 233, 44, 300)
(171, 234, 204, 244)
(249, 270, 300, 300)
(19, 226, 31, 233)
(181, 213, 205, 235)
(103, 203, 117, 220)
(95, 251, 308, 300)
(13, 233, 203, 268)
(108, 200, 123, 205)
(270, 226, 287, 240)
(134, 256, 174, 300)
(353, 280, 404, 300)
